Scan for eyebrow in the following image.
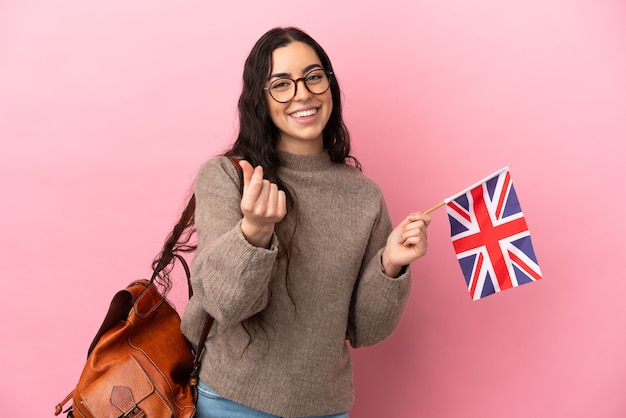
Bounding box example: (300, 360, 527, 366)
(268, 63, 323, 80)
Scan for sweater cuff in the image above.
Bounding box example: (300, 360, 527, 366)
(379, 249, 409, 280)
(236, 219, 280, 253)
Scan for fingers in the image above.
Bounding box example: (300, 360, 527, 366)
(238, 160, 286, 224)
(239, 160, 266, 208)
(268, 182, 287, 217)
(401, 212, 431, 247)
(395, 211, 430, 231)
(262, 181, 284, 218)
(407, 211, 432, 226)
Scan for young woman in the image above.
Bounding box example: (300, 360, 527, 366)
(181, 27, 431, 418)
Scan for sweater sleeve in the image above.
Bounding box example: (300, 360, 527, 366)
(346, 197, 412, 348)
(189, 157, 279, 326)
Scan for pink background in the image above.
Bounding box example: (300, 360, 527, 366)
(1, 1, 625, 417)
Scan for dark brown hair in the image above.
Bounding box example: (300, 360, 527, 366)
(152, 27, 360, 340)
(226, 26, 358, 177)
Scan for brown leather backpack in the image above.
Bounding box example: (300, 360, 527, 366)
(54, 276, 202, 417)
(54, 158, 242, 417)
(54, 215, 213, 417)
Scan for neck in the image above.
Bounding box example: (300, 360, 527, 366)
(277, 137, 324, 155)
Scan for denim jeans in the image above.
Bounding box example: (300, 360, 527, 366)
(195, 379, 349, 418)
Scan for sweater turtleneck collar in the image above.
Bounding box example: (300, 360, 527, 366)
(278, 150, 334, 172)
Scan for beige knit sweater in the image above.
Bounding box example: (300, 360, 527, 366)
(181, 151, 411, 417)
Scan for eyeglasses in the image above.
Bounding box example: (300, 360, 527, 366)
(263, 68, 333, 103)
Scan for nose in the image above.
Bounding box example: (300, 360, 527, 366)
(293, 78, 312, 101)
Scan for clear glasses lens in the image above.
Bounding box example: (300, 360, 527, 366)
(268, 69, 330, 103)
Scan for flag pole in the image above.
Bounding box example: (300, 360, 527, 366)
(424, 201, 445, 214)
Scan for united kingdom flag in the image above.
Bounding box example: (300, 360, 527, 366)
(444, 167, 542, 300)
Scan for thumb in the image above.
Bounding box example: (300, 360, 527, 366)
(238, 160, 254, 190)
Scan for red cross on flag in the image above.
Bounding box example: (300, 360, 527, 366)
(427, 167, 543, 300)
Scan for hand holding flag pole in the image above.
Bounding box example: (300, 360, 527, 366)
(423, 167, 543, 300)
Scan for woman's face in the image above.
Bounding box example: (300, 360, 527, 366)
(266, 41, 333, 154)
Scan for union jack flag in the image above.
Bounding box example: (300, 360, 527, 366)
(444, 167, 542, 300)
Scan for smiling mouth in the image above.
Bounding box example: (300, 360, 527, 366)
(290, 108, 318, 119)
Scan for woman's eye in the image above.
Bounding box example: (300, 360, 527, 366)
(271, 80, 292, 91)
(306, 71, 324, 83)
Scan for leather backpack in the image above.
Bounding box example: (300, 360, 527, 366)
(54, 158, 242, 417)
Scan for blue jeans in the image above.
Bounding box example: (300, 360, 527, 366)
(196, 379, 349, 418)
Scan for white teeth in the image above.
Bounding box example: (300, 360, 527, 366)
(291, 109, 317, 118)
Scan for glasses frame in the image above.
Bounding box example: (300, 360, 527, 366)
(263, 68, 334, 103)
